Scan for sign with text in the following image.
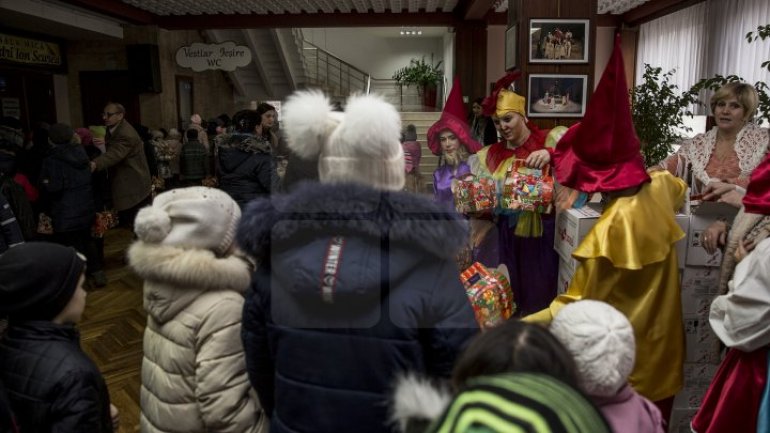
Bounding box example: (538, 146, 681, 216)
(175, 42, 251, 72)
(0, 32, 62, 67)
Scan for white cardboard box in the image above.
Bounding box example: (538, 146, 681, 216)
(673, 362, 719, 409)
(556, 257, 578, 295)
(686, 214, 726, 267)
(553, 204, 601, 263)
(668, 408, 699, 433)
(675, 214, 689, 269)
(680, 266, 720, 317)
(683, 315, 722, 364)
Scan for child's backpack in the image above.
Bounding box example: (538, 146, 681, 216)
(0, 176, 35, 240)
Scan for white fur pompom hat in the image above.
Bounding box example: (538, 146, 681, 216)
(134, 187, 241, 256)
(549, 300, 636, 398)
(282, 90, 405, 191)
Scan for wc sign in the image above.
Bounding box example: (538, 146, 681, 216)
(176, 42, 252, 72)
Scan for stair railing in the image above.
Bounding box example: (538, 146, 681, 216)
(300, 39, 371, 99)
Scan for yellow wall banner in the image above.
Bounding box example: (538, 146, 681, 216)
(0, 32, 62, 67)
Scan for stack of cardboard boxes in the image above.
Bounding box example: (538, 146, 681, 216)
(668, 203, 737, 432)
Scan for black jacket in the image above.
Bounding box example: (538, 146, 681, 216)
(39, 143, 94, 233)
(238, 182, 479, 433)
(217, 134, 276, 208)
(0, 194, 24, 253)
(0, 322, 113, 433)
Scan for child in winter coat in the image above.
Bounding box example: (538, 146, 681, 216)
(130, 187, 267, 433)
(39, 123, 95, 258)
(0, 242, 117, 432)
(391, 320, 584, 433)
(550, 300, 665, 433)
(180, 128, 209, 187)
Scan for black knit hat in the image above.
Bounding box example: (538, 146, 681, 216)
(0, 242, 86, 320)
(48, 123, 74, 145)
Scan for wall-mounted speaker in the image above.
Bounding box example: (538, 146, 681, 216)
(126, 44, 162, 94)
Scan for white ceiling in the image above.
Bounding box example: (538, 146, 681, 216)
(121, 0, 651, 16)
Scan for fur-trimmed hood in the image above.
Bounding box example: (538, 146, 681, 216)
(128, 242, 252, 323)
(390, 374, 451, 433)
(237, 181, 468, 261)
(237, 181, 468, 303)
(218, 133, 271, 154)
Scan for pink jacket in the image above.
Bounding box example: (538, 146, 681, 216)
(592, 385, 665, 433)
(402, 140, 422, 174)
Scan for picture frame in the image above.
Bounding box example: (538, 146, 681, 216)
(505, 25, 517, 70)
(527, 74, 587, 118)
(529, 18, 589, 63)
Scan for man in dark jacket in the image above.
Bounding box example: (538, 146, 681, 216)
(180, 128, 209, 186)
(238, 91, 479, 433)
(0, 242, 116, 432)
(217, 109, 277, 208)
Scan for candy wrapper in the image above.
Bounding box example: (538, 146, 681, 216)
(453, 174, 497, 214)
(501, 159, 554, 213)
(460, 262, 515, 329)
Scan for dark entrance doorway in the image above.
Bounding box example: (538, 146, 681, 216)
(0, 68, 56, 131)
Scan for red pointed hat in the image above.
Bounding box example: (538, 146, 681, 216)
(427, 76, 482, 156)
(553, 34, 650, 193)
(743, 151, 770, 214)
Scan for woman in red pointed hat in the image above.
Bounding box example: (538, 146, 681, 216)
(470, 71, 566, 317)
(690, 148, 770, 433)
(526, 34, 688, 422)
(426, 77, 482, 208)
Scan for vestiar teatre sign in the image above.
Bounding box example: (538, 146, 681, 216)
(175, 42, 252, 72)
(0, 32, 62, 67)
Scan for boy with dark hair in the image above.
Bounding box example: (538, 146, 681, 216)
(0, 242, 117, 432)
(180, 128, 209, 186)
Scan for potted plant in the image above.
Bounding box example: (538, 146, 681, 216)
(630, 64, 698, 167)
(392, 57, 443, 108)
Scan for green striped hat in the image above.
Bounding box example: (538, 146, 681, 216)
(427, 373, 610, 433)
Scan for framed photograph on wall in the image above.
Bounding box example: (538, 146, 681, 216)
(529, 19, 589, 63)
(527, 74, 587, 118)
(505, 25, 517, 70)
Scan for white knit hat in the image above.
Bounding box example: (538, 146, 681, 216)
(282, 90, 405, 191)
(134, 187, 241, 256)
(550, 300, 636, 398)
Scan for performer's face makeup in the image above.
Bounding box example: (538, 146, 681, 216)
(494, 112, 527, 144)
(439, 130, 460, 154)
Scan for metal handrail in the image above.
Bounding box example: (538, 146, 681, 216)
(301, 39, 371, 97)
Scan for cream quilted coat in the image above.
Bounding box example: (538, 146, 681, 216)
(128, 242, 267, 433)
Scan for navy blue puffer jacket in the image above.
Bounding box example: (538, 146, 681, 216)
(238, 182, 479, 433)
(217, 134, 277, 208)
(39, 143, 94, 232)
(0, 322, 113, 433)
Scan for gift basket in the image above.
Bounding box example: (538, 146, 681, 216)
(453, 174, 497, 214)
(460, 262, 515, 329)
(500, 159, 554, 214)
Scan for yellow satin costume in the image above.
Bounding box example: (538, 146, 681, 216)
(526, 170, 687, 402)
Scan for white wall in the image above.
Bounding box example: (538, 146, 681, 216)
(301, 28, 444, 79)
(442, 31, 455, 103)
